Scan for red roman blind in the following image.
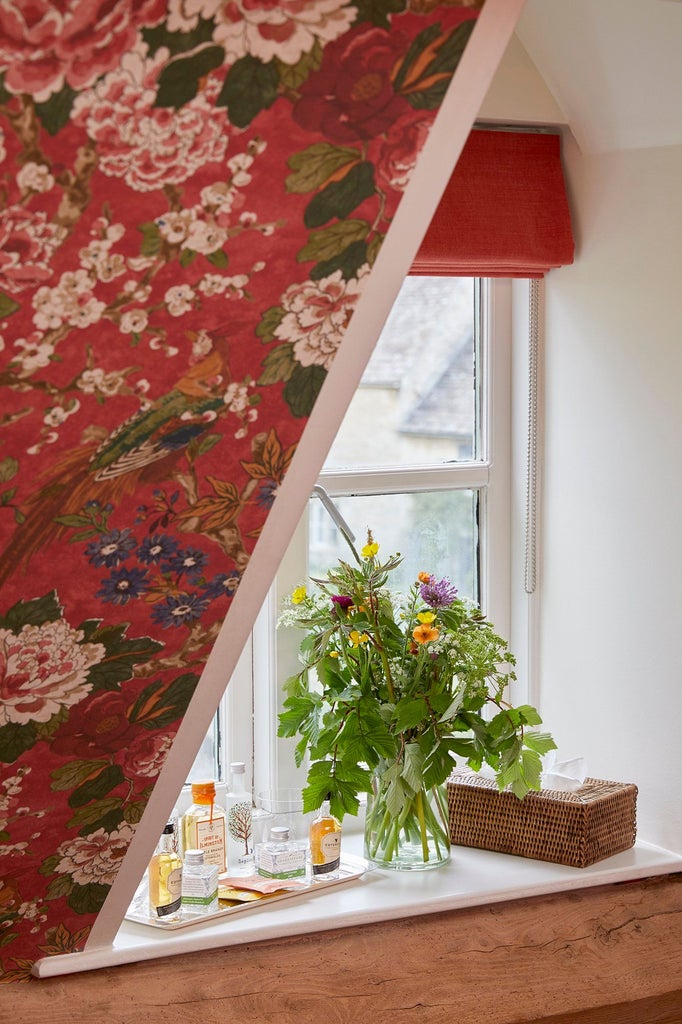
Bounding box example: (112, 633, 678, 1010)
(412, 128, 575, 278)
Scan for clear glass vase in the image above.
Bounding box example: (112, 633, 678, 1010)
(363, 774, 451, 871)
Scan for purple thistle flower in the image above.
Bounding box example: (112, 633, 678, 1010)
(419, 574, 458, 609)
(331, 595, 353, 610)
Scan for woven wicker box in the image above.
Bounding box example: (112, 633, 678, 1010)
(447, 769, 638, 868)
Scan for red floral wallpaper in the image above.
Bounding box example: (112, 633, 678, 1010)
(0, 0, 484, 980)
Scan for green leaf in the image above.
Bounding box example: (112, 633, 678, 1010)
(206, 249, 229, 268)
(352, 0, 406, 29)
(128, 672, 199, 730)
(124, 800, 148, 825)
(282, 364, 327, 418)
(298, 219, 369, 264)
(67, 797, 124, 832)
(516, 705, 544, 727)
(256, 305, 286, 343)
(0, 457, 18, 483)
(68, 882, 110, 915)
(524, 731, 557, 756)
(68, 764, 125, 808)
(35, 83, 77, 134)
(286, 142, 362, 195)
(138, 221, 162, 258)
(275, 41, 322, 91)
(393, 697, 429, 732)
(142, 17, 216, 57)
(309, 240, 369, 283)
(155, 45, 225, 108)
(304, 161, 376, 229)
(0, 591, 61, 630)
(45, 875, 74, 902)
(179, 248, 197, 268)
(0, 722, 38, 763)
(0, 292, 20, 318)
(216, 54, 279, 128)
(401, 743, 424, 793)
(0, 487, 16, 506)
(258, 343, 297, 387)
(51, 760, 109, 792)
(38, 854, 61, 877)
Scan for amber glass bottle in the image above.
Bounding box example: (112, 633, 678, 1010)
(181, 780, 227, 873)
(309, 798, 342, 881)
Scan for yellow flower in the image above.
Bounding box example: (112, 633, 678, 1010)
(291, 585, 306, 605)
(416, 611, 436, 624)
(361, 541, 379, 559)
(349, 630, 370, 647)
(329, 651, 339, 659)
(412, 623, 440, 644)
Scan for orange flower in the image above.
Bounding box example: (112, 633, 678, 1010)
(412, 623, 440, 644)
(417, 571, 431, 584)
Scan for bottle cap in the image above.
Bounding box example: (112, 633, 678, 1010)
(230, 762, 246, 773)
(184, 849, 205, 864)
(162, 821, 175, 835)
(270, 826, 290, 841)
(191, 780, 216, 803)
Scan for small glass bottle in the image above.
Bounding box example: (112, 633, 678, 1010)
(310, 798, 342, 881)
(182, 780, 227, 872)
(148, 820, 183, 919)
(256, 825, 306, 880)
(225, 761, 254, 875)
(181, 849, 219, 916)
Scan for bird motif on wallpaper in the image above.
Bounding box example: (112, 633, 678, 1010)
(0, 350, 233, 586)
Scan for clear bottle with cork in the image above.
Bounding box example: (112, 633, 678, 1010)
(148, 819, 183, 919)
(225, 761, 254, 875)
(181, 849, 219, 916)
(309, 796, 342, 881)
(181, 780, 227, 873)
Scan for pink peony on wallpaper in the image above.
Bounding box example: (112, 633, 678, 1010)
(0, 0, 487, 980)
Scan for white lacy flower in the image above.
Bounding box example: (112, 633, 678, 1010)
(276, 265, 370, 371)
(119, 309, 149, 334)
(0, 620, 106, 726)
(185, 218, 227, 255)
(55, 824, 137, 887)
(213, 0, 356, 65)
(156, 209, 194, 245)
(165, 283, 195, 316)
(17, 161, 55, 194)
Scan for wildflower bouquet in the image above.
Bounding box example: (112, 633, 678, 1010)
(278, 532, 555, 870)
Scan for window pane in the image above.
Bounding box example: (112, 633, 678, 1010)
(308, 490, 479, 602)
(324, 276, 477, 470)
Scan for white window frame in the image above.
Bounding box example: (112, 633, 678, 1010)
(249, 275, 514, 800)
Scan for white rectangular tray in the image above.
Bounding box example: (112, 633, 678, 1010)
(126, 853, 368, 930)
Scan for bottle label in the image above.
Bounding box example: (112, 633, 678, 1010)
(181, 872, 218, 911)
(257, 847, 306, 879)
(193, 817, 226, 870)
(312, 833, 341, 876)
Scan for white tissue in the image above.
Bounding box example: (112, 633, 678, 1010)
(540, 750, 587, 792)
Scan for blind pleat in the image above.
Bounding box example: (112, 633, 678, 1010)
(411, 129, 575, 278)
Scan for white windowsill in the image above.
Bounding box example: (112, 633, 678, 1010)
(33, 834, 682, 978)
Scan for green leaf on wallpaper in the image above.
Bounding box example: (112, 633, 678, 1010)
(256, 305, 286, 343)
(298, 219, 369, 264)
(188, 432, 222, 460)
(393, 21, 441, 93)
(0, 72, 11, 104)
(124, 799, 148, 825)
(142, 17, 216, 57)
(353, 0, 406, 29)
(51, 759, 110, 793)
(45, 875, 74, 902)
(79, 625, 164, 691)
(179, 248, 197, 268)
(309, 239, 369, 283)
(0, 292, 20, 318)
(138, 221, 162, 257)
(402, 20, 476, 110)
(258, 344, 297, 386)
(206, 249, 229, 268)
(67, 797, 123, 832)
(0, 722, 38, 764)
(129, 672, 200, 730)
(303, 162, 376, 229)
(0, 457, 18, 482)
(68, 765, 125, 808)
(0, 591, 62, 631)
(68, 882, 110, 915)
(286, 142, 361, 195)
(216, 55, 279, 128)
(282, 364, 327, 418)
(155, 44, 225, 108)
(275, 40, 323, 91)
(35, 83, 78, 135)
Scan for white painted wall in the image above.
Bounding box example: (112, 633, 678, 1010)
(537, 138, 682, 852)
